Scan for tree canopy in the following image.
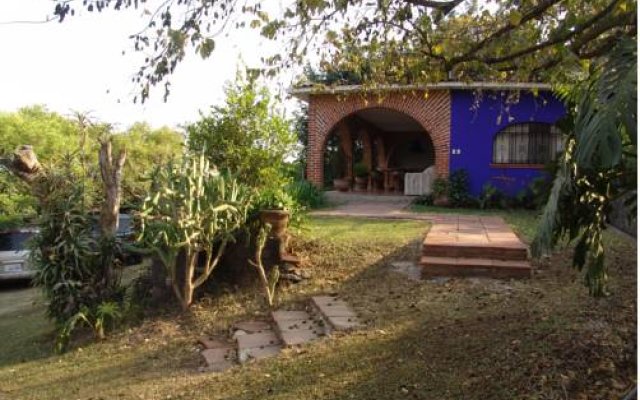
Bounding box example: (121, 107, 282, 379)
(51, 0, 636, 100)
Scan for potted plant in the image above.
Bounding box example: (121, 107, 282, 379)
(370, 170, 383, 191)
(333, 177, 350, 192)
(432, 177, 449, 207)
(353, 162, 369, 192)
(257, 188, 296, 237)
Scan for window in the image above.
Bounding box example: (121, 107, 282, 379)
(492, 123, 563, 165)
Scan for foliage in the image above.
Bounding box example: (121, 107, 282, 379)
(112, 122, 184, 208)
(187, 73, 296, 190)
(287, 180, 325, 209)
(248, 225, 280, 308)
(431, 177, 448, 198)
(532, 38, 637, 296)
(56, 301, 123, 353)
(254, 186, 298, 214)
(413, 194, 433, 206)
(138, 152, 252, 310)
(293, 103, 309, 173)
(52, 0, 636, 101)
(447, 169, 471, 207)
(28, 157, 125, 351)
(353, 162, 369, 178)
(478, 183, 503, 210)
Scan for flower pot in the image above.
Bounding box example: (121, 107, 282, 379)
(259, 210, 290, 237)
(433, 195, 449, 207)
(354, 176, 367, 192)
(333, 178, 350, 192)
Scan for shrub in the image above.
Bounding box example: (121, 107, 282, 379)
(448, 169, 471, 207)
(353, 162, 369, 178)
(413, 194, 434, 206)
(479, 183, 504, 209)
(287, 180, 325, 209)
(432, 178, 448, 198)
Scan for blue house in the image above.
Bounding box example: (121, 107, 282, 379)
(292, 82, 566, 197)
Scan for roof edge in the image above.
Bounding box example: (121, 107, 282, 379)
(289, 82, 553, 101)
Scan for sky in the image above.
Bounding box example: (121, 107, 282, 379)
(0, 0, 298, 131)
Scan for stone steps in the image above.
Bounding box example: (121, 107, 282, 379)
(199, 296, 361, 371)
(420, 256, 532, 279)
(420, 216, 532, 279)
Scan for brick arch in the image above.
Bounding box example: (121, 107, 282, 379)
(306, 90, 451, 187)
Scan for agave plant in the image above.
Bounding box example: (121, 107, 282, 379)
(138, 152, 252, 310)
(533, 38, 637, 296)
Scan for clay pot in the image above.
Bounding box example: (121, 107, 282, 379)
(354, 176, 368, 192)
(433, 195, 450, 207)
(333, 178, 350, 192)
(259, 210, 290, 237)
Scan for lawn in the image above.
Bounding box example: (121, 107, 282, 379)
(0, 214, 636, 400)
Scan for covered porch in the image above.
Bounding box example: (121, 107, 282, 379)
(322, 108, 437, 195)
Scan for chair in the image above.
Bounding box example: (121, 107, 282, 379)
(404, 166, 436, 195)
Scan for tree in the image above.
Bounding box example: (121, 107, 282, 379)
(532, 38, 636, 296)
(186, 73, 296, 189)
(51, 1, 636, 101)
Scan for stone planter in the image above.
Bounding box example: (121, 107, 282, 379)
(354, 176, 368, 192)
(433, 195, 449, 207)
(259, 210, 290, 237)
(333, 178, 350, 192)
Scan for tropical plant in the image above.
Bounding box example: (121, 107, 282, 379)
(532, 38, 637, 296)
(138, 152, 252, 310)
(56, 301, 123, 353)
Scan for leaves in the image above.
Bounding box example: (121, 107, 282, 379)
(532, 38, 637, 296)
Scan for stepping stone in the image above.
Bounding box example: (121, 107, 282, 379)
(236, 330, 283, 364)
(240, 345, 282, 362)
(311, 296, 361, 332)
(232, 320, 272, 333)
(279, 328, 324, 346)
(236, 331, 280, 349)
(201, 347, 235, 372)
(198, 335, 232, 349)
(272, 310, 311, 322)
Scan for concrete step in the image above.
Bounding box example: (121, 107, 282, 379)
(422, 242, 528, 261)
(420, 256, 532, 279)
(309, 296, 362, 333)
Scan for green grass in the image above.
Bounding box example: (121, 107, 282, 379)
(0, 216, 635, 400)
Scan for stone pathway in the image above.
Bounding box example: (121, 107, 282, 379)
(199, 295, 361, 372)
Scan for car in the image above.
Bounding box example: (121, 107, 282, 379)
(0, 228, 37, 281)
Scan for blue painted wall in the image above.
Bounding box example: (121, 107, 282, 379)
(449, 90, 566, 196)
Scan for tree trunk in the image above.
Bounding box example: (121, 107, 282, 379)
(0, 145, 42, 184)
(98, 139, 126, 237)
(180, 251, 197, 311)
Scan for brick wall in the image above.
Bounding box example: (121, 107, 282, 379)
(306, 90, 451, 187)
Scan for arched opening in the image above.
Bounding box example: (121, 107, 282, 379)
(323, 108, 436, 194)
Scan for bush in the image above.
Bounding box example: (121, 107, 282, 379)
(413, 194, 434, 206)
(479, 183, 504, 209)
(432, 178, 448, 198)
(448, 169, 471, 207)
(353, 162, 368, 178)
(287, 180, 325, 209)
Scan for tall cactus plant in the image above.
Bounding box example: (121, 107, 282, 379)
(139, 152, 252, 310)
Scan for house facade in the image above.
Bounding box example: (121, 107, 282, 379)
(292, 83, 566, 197)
